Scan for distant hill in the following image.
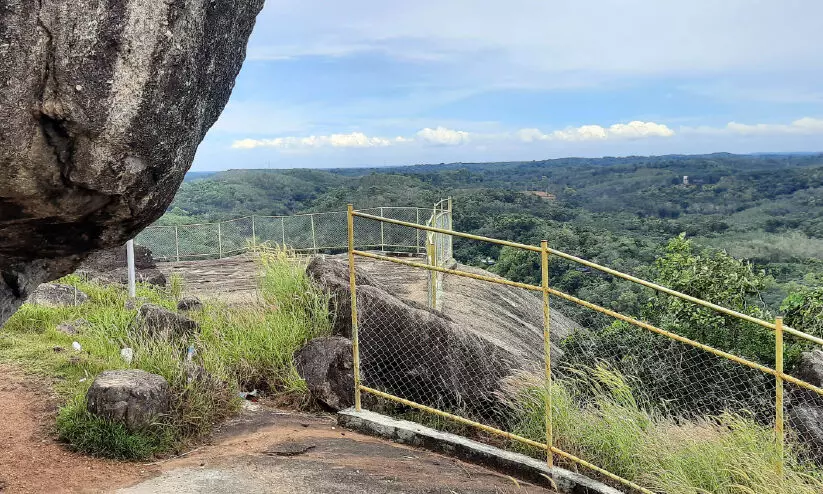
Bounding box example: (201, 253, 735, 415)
(157, 152, 823, 314)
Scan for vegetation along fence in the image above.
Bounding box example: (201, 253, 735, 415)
(346, 204, 823, 493)
(135, 203, 452, 262)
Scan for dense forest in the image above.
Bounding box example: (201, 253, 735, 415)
(158, 152, 823, 339)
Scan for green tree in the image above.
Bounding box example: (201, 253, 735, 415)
(649, 233, 772, 362)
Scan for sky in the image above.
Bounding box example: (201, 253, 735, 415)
(191, 0, 823, 171)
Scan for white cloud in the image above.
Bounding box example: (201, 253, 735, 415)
(231, 132, 404, 150)
(416, 126, 471, 145)
(682, 117, 823, 136)
(517, 121, 674, 142)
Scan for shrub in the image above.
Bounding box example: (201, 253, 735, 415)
(502, 365, 823, 494)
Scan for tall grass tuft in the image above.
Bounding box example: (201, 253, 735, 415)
(2, 248, 331, 459)
(501, 364, 823, 494)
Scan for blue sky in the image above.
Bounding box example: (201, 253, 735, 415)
(192, 0, 823, 171)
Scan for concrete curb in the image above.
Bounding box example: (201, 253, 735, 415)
(338, 408, 624, 494)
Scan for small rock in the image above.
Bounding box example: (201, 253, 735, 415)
(72, 341, 82, 352)
(263, 441, 316, 457)
(135, 303, 198, 340)
(56, 323, 78, 335)
(125, 297, 150, 311)
(27, 284, 89, 307)
(86, 370, 170, 431)
(176, 296, 203, 312)
(56, 319, 89, 336)
(53, 346, 64, 352)
(294, 336, 354, 411)
(120, 347, 134, 364)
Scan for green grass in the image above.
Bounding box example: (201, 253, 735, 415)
(502, 365, 823, 494)
(0, 248, 330, 459)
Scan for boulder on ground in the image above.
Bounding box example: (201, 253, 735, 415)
(76, 245, 166, 287)
(56, 319, 89, 336)
(86, 370, 170, 431)
(788, 402, 823, 460)
(27, 284, 88, 307)
(135, 303, 198, 340)
(294, 336, 354, 411)
(306, 257, 527, 420)
(794, 349, 823, 387)
(177, 296, 203, 312)
(0, 0, 265, 327)
(306, 256, 376, 338)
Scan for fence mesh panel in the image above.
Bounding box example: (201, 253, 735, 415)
(349, 212, 823, 493)
(137, 207, 438, 261)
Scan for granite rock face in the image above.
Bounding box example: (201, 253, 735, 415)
(0, 0, 264, 326)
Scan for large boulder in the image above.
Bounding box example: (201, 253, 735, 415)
(76, 245, 166, 287)
(295, 336, 355, 411)
(27, 283, 89, 307)
(0, 1, 265, 327)
(306, 256, 377, 338)
(307, 256, 534, 421)
(135, 303, 198, 340)
(86, 370, 170, 431)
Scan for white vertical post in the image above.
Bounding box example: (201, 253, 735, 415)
(251, 215, 256, 250)
(380, 207, 385, 251)
(174, 226, 180, 262)
(126, 239, 136, 298)
(217, 222, 223, 259)
(310, 214, 318, 253)
(281, 217, 286, 246)
(416, 208, 421, 254)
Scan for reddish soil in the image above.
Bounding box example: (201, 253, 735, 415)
(0, 366, 158, 493)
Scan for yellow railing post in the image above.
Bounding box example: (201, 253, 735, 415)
(427, 241, 436, 308)
(775, 316, 785, 482)
(541, 240, 553, 469)
(347, 205, 362, 411)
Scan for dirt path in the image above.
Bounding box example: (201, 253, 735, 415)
(0, 368, 550, 493)
(0, 366, 158, 493)
(119, 406, 550, 494)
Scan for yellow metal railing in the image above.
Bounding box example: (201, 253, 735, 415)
(345, 204, 823, 493)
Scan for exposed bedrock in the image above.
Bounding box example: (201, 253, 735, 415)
(0, 0, 265, 325)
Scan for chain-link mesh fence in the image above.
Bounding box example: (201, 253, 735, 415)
(348, 209, 823, 494)
(136, 207, 439, 262)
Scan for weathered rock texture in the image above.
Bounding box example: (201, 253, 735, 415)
(134, 303, 198, 340)
(787, 349, 823, 460)
(295, 336, 355, 411)
(307, 256, 580, 422)
(77, 245, 166, 286)
(86, 369, 170, 430)
(27, 283, 89, 307)
(0, 1, 265, 326)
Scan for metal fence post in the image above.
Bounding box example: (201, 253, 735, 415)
(416, 208, 421, 254)
(174, 226, 180, 262)
(380, 207, 385, 251)
(281, 217, 286, 247)
(775, 316, 785, 481)
(217, 222, 223, 259)
(251, 215, 256, 250)
(347, 205, 362, 411)
(126, 239, 136, 298)
(310, 214, 318, 253)
(427, 241, 436, 308)
(541, 240, 553, 469)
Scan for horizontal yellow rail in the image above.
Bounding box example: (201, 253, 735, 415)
(351, 211, 822, 346)
(360, 384, 654, 494)
(352, 250, 823, 398)
(358, 385, 546, 449)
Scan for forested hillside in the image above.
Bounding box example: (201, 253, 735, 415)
(165, 153, 823, 328)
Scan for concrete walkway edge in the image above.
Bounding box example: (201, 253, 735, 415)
(338, 408, 624, 494)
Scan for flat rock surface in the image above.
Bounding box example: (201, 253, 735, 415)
(118, 408, 550, 494)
